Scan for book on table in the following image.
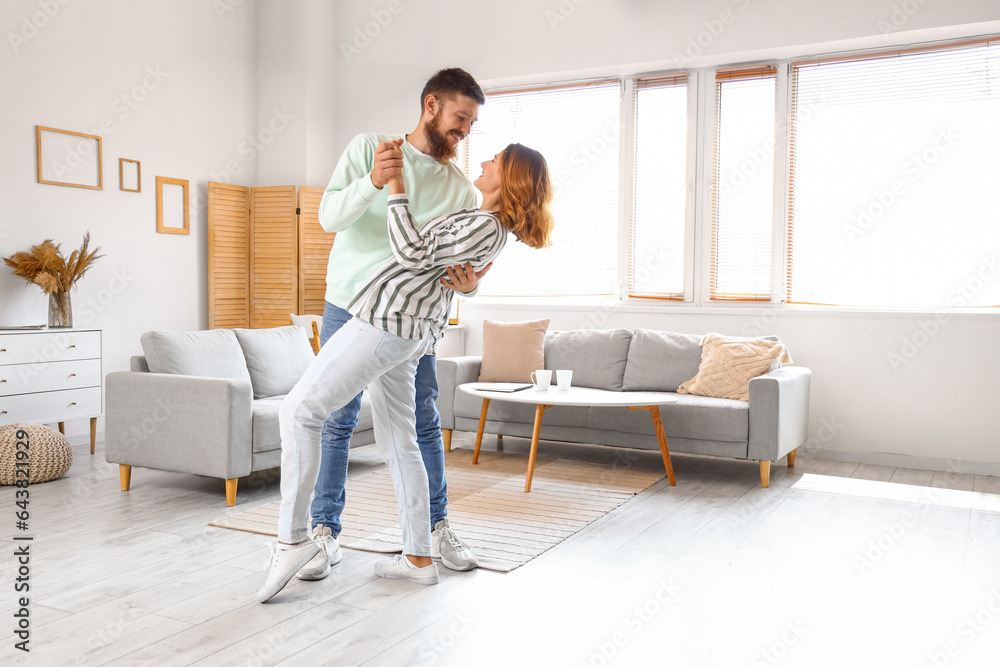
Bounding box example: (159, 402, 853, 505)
(476, 383, 533, 393)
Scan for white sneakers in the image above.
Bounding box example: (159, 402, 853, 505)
(256, 539, 322, 603)
(374, 554, 440, 585)
(296, 525, 342, 580)
(431, 518, 479, 571)
(260, 520, 476, 601)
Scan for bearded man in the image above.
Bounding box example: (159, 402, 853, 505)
(295, 68, 488, 581)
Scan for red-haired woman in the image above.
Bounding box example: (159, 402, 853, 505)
(259, 141, 554, 602)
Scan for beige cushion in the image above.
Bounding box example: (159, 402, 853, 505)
(677, 333, 792, 401)
(478, 319, 550, 383)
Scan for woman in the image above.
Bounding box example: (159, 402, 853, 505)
(258, 141, 554, 602)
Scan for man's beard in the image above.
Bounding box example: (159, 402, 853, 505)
(426, 112, 462, 163)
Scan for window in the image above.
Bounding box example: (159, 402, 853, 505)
(787, 38, 1000, 308)
(711, 66, 777, 301)
(628, 75, 691, 300)
(463, 81, 621, 296)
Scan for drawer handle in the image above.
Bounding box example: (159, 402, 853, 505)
(1, 410, 6, 415)
(69, 345, 76, 349)
(0, 348, 5, 352)
(69, 373, 77, 377)
(0, 379, 5, 383)
(70, 402, 77, 406)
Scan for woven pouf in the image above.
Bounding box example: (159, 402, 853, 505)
(0, 422, 73, 485)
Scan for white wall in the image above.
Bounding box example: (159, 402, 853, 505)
(322, 0, 1000, 473)
(0, 0, 258, 437)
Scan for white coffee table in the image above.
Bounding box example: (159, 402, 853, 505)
(458, 383, 679, 492)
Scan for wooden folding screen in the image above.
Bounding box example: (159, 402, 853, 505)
(249, 186, 298, 329)
(207, 182, 251, 328)
(297, 186, 334, 317)
(208, 183, 333, 330)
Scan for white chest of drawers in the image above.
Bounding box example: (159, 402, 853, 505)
(0, 328, 103, 454)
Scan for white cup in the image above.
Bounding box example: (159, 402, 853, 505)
(530, 369, 552, 390)
(556, 369, 573, 391)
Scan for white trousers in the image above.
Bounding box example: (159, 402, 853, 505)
(277, 316, 433, 555)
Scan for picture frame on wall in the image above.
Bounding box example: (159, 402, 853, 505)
(119, 158, 141, 192)
(35, 125, 103, 190)
(156, 176, 189, 235)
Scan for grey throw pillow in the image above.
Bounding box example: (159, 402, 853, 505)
(622, 330, 703, 392)
(140, 329, 252, 382)
(233, 326, 316, 399)
(544, 329, 633, 391)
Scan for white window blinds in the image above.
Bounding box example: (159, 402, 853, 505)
(463, 81, 620, 296)
(787, 38, 1000, 308)
(711, 66, 777, 302)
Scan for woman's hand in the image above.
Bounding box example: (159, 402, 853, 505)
(441, 262, 492, 294)
(372, 139, 406, 193)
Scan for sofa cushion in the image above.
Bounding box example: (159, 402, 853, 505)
(544, 329, 632, 391)
(478, 319, 550, 383)
(140, 329, 251, 382)
(252, 393, 374, 453)
(234, 326, 316, 399)
(622, 330, 703, 392)
(678, 333, 792, 402)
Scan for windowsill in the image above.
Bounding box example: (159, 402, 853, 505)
(460, 296, 1000, 321)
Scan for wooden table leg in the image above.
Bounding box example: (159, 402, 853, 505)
(57, 422, 65, 435)
(633, 405, 676, 486)
(90, 417, 97, 455)
(472, 398, 491, 464)
(524, 404, 551, 492)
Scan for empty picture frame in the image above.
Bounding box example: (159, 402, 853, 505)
(36, 126, 103, 190)
(156, 176, 190, 235)
(119, 158, 141, 192)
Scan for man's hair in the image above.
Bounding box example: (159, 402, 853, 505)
(419, 68, 485, 114)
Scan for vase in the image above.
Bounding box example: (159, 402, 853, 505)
(48, 291, 73, 328)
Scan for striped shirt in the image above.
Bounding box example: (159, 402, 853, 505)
(348, 194, 508, 344)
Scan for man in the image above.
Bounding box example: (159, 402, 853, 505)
(297, 68, 488, 582)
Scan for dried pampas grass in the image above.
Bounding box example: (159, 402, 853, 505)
(3, 232, 104, 294)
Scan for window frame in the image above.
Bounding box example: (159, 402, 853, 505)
(464, 32, 1000, 314)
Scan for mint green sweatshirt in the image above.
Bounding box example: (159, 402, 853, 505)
(318, 133, 478, 308)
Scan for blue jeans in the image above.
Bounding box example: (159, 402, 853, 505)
(309, 302, 448, 536)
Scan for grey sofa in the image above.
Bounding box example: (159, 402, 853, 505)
(436, 328, 811, 487)
(105, 326, 379, 506)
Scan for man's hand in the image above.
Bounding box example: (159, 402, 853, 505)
(371, 139, 404, 189)
(441, 262, 492, 294)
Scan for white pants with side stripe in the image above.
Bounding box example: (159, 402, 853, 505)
(277, 316, 434, 556)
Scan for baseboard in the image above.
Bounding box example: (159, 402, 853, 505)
(807, 447, 1000, 478)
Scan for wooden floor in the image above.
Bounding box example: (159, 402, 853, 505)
(4, 432, 1000, 666)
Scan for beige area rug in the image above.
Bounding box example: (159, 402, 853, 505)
(210, 448, 664, 572)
